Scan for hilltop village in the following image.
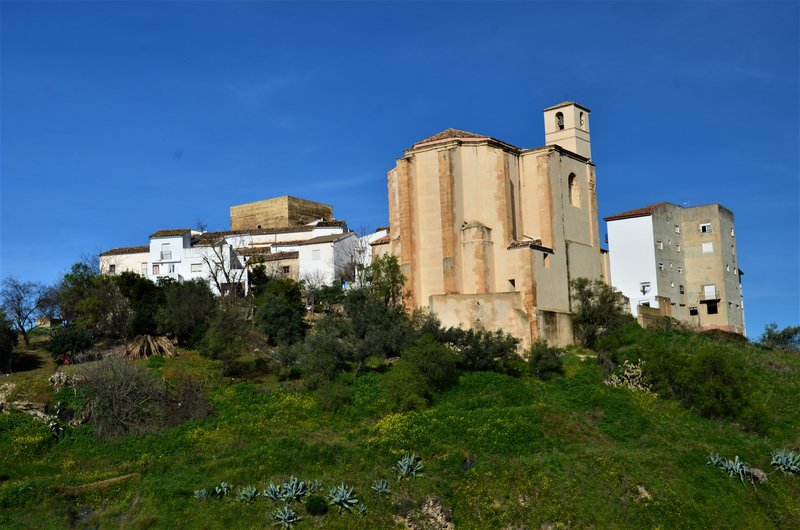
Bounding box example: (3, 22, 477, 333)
(101, 101, 746, 343)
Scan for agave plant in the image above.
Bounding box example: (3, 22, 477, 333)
(193, 489, 208, 501)
(771, 448, 800, 475)
(261, 482, 283, 501)
(307, 479, 323, 494)
(280, 476, 307, 503)
(395, 452, 423, 480)
(327, 483, 359, 512)
(236, 485, 259, 503)
(213, 481, 233, 498)
(357, 503, 368, 516)
(271, 505, 302, 528)
(371, 478, 390, 496)
(708, 453, 754, 484)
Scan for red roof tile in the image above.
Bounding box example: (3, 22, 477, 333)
(604, 202, 672, 222)
(100, 245, 149, 256)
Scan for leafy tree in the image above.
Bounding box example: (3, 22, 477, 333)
(401, 335, 460, 391)
(369, 254, 405, 307)
(343, 288, 413, 364)
(0, 309, 18, 373)
(759, 323, 800, 351)
(296, 313, 356, 386)
(199, 305, 250, 374)
(112, 271, 163, 336)
(570, 277, 628, 349)
(0, 276, 46, 348)
(439, 327, 520, 372)
(255, 278, 307, 346)
(46, 325, 94, 364)
(157, 279, 216, 345)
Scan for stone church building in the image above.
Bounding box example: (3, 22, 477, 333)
(372, 102, 609, 347)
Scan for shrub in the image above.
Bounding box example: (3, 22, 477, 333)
(305, 494, 328, 515)
(439, 327, 519, 372)
(680, 351, 750, 419)
(255, 278, 307, 346)
(0, 309, 18, 373)
(384, 361, 429, 412)
(770, 449, 800, 475)
(327, 483, 358, 513)
(604, 359, 652, 394)
(759, 323, 800, 351)
(570, 277, 628, 349)
(166, 374, 211, 426)
(370, 479, 390, 496)
(402, 335, 460, 391)
(46, 325, 93, 364)
(156, 279, 215, 346)
(271, 505, 302, 528)
(526, 340, 564, 381)
(80, 359, 167, 438)
(199, 305, 250, 375)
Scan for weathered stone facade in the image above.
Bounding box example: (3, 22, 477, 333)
(230, 196, 333, 230)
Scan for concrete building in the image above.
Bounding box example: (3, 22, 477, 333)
(373, 102, 608, 347)
(605, 202, 745, 335)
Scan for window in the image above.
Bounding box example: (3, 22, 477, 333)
(282, 266, 290, 275)
(679, 285, 685, 294)
(703, 284, 716, 299)
(669, 261, 673, 268)
(702, 242, 713, 253)
(670, 281, 675, 288)
(161, 243, 172, 260)
(676, 243, 681, 252)
(700, 223, 713, 233)
(568, 173, 580, 207)
(731, 244, 735, 256)
(640, 282, 651, 295)
(153, 264, 160, 275)
(579, 112, 585, 127)
(312, 249, 321, 261)
(726, 264, 730, 272)
(168, 263, 175, 273)
(140, 263, 147, 276)
(191, 263, 202, 273)
(689, 307, 699, 316)
(677, 266, 683, 274)
(730, 227, 735, 237)
(675, 225, 680, 234)
(109, 264, 116, 274)
(658, 262, 664, 271)
(556, 112, 564, 130)
(706, 302, 718, 315)
(656, 240, 663, 250)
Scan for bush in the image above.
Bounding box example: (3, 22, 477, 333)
(439, 327, 519, 372)
(81, 359, 167, 438)
(570, 277, 628, 349)
(157, 279, 216, 346)
(199, 306, 250, 375)
(46, 325, 93, 364)
(255, 278, 307, 346)
(679, 351, 750, 419)
(0, 309, 18, 373)
(384, 361, 429, 412)
(166, 374, 211, 426)
(305, 494, 328, 515)
(759, 323, 800, 351)
(526, 340, 564, 381)
(402, 335, 459, 391)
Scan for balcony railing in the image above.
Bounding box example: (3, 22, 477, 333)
(160, 251, 172, 260)
(698, 289, 720, 301)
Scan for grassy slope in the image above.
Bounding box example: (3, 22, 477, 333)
(1, 340, 799, 529)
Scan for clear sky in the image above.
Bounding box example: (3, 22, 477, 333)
(1, 1, 798, 337)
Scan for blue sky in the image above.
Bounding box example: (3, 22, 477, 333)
(1, 1, 798, 336)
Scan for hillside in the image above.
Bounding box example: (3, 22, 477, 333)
(1, 330, 799, 529)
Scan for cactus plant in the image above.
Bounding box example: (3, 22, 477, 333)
(371, 478, 390, 496)
(395, 452, 423, 480)
(280, 476, 307, 503)
(327, 483, 359, 512)
(271, 505, 302, 528)
(236, 485, 259, 502)
(262, 482, 282, 501)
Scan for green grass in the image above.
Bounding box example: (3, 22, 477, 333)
(1, 341, 799, 529)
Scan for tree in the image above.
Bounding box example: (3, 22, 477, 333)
(156, 279, 216, 345)
(201, 236, 249, 304)
(570, 277, 628, 349)
(255, 278, 307, 346)
(335, 227, 373, 287)
(759, 323, 800, 351)
(369, 254, 405, 307)
(0, 309, 19, 373)
(0, 276, 46, 348)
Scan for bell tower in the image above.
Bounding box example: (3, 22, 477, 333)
(543, 101, 591, 160)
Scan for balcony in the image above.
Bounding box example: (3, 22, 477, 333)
(160, 251, 173, 261)
(698, 289, 720, 302)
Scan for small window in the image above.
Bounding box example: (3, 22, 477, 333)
(658, 262, 664, 271)
(689, 307, 699, 316)
(312, 249, 321, 261)
(191, 263, 202, 273)
(669, 261, 673, 268)
(579, 111, 585, 127)
(731, 244, 735, 256)
(656, 240, 663, 250)
(508, 279, 516, 288)
(702, 242, 714, 253)
(706, 302, 718, 315)
(676, 244, 681, 252)
(168, 263, 175, 273)
(670, 281, 675, 288)
(153, 264, 160, 275)
(674, 225, 680, 234)
(282, 266, 290, 274)
(700, 223, 713, 233)
(140, 263, 147, 276)
(730, 227, 735, 237)
(109, 264, 116, 274)
(726, 264, 730, 272)
(679, 285, 685, 294)
(640, 282, 651, 295)
(677, 266, 683, 274)
(568, 173, 580, 207)
(556, 112, 564, 130)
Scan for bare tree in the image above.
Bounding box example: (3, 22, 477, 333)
(0, 276, 46, 348)
(200, 237, 248, 304)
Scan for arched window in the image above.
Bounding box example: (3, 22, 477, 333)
(568, 173, 580, 207)
(579, 112, 585, 128)
(556, 112, 564, 130)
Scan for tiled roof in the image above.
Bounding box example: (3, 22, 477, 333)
(543, 101, 591, 112)
(315, 220, 346, 228)
(375, 226, 389, 232)
(370, 235, 390, 246)
(507, 239, 553, 253)
(298, 233, 352, 246)
(253, 251, 299, 262)
(415, 128, 488, 145)
(100, 245, 149, 256)
(604, 202, 672, 222)
(150, 229, 191, 239)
